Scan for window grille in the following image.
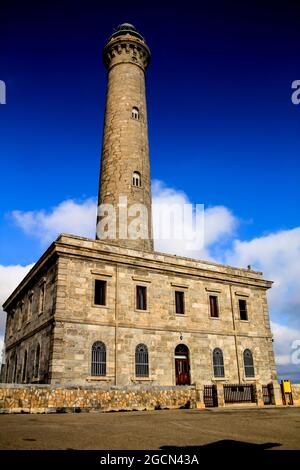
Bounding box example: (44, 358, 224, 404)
(135, 344, 149, 377)
(244, 349, 255, 377)
(213, 348, 225, 377)
(91, 341, 106, 376)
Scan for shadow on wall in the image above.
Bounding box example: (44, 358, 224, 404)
(160, 440, 282, 451)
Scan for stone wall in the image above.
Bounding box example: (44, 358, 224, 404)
(4, 258, 58, 384)
(0, 384, 197, 414)
(48, 236, 276, 385)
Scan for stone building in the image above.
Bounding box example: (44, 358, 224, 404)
(2, 24, 277, 400)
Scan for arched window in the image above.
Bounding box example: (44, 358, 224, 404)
(132, 171, 141, 187)
(91, 341, 106, 376)
(213, 348, 225, 378)
(35, 344, 40, 378)
(243, 349, 255, 378)
(135, 344, 149, 377)
(132, 106, 139, 120)
(22, 351, 27, 383)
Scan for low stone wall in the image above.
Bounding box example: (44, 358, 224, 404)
(0, 384, 197, 414)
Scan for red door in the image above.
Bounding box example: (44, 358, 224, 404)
(175, 357, 190, 385)
(175, 344, 190, 385)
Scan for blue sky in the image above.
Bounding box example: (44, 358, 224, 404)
(0, 0, 300, 379)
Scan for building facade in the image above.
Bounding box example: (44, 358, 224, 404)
(2, 24, 277, 396)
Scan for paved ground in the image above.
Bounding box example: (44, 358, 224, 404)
(0, 407, 299, 450)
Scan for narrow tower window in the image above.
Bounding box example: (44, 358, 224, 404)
(132, 171, 141, 187)
(132, 106, 140, 120)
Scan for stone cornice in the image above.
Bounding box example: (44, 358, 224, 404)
(2, 234, 273, 312)
(55, 234, 272, 289)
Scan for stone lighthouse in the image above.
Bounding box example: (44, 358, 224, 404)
(96, 23, 153, 251)
(2, 23, 278, 410)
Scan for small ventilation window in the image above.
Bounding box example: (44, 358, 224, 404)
(94, 280, 107, 306)
(209, 295, 219, 318)
(132, 171, 141, 187)
(132, 106, 140, 120)
(136, 285, 147, 310)
(175, 291, 185, 315)
(239, 299, 248, 320)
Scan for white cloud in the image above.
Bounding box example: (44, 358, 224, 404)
(271, 321, 300, 366)
(223, 227, 300, 376)
(152, 180, 238, 258)
(224, 227, 300, 327)
(0, 264, 34, 361)
(11, 183, 238, 260)
(12, 198, 97, 244)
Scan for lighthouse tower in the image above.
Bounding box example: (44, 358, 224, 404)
(96, 23, 153, 251)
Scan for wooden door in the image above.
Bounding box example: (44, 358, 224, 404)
(175, 357, 190, 385)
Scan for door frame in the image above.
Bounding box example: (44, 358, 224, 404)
(174, 344, 190, 385)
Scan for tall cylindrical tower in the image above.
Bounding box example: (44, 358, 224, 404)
(96, 23, 153, 251)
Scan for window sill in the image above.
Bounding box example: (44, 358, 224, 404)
(242, 376, 259, 381)
(212, 377, 227, 381)
(175, 313, 187, 317)
(239, 319, 249, 323)
(131, 377, 153, 383)
(86, 376, 112, 382)
(135, 309, 149, 313)
(209, 316, 220, 320)
(92, 304, 109, 309)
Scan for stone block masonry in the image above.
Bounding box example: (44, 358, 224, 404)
(0, 384, 197, 414)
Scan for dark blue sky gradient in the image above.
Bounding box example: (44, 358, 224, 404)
(0, 0, 299, 264)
